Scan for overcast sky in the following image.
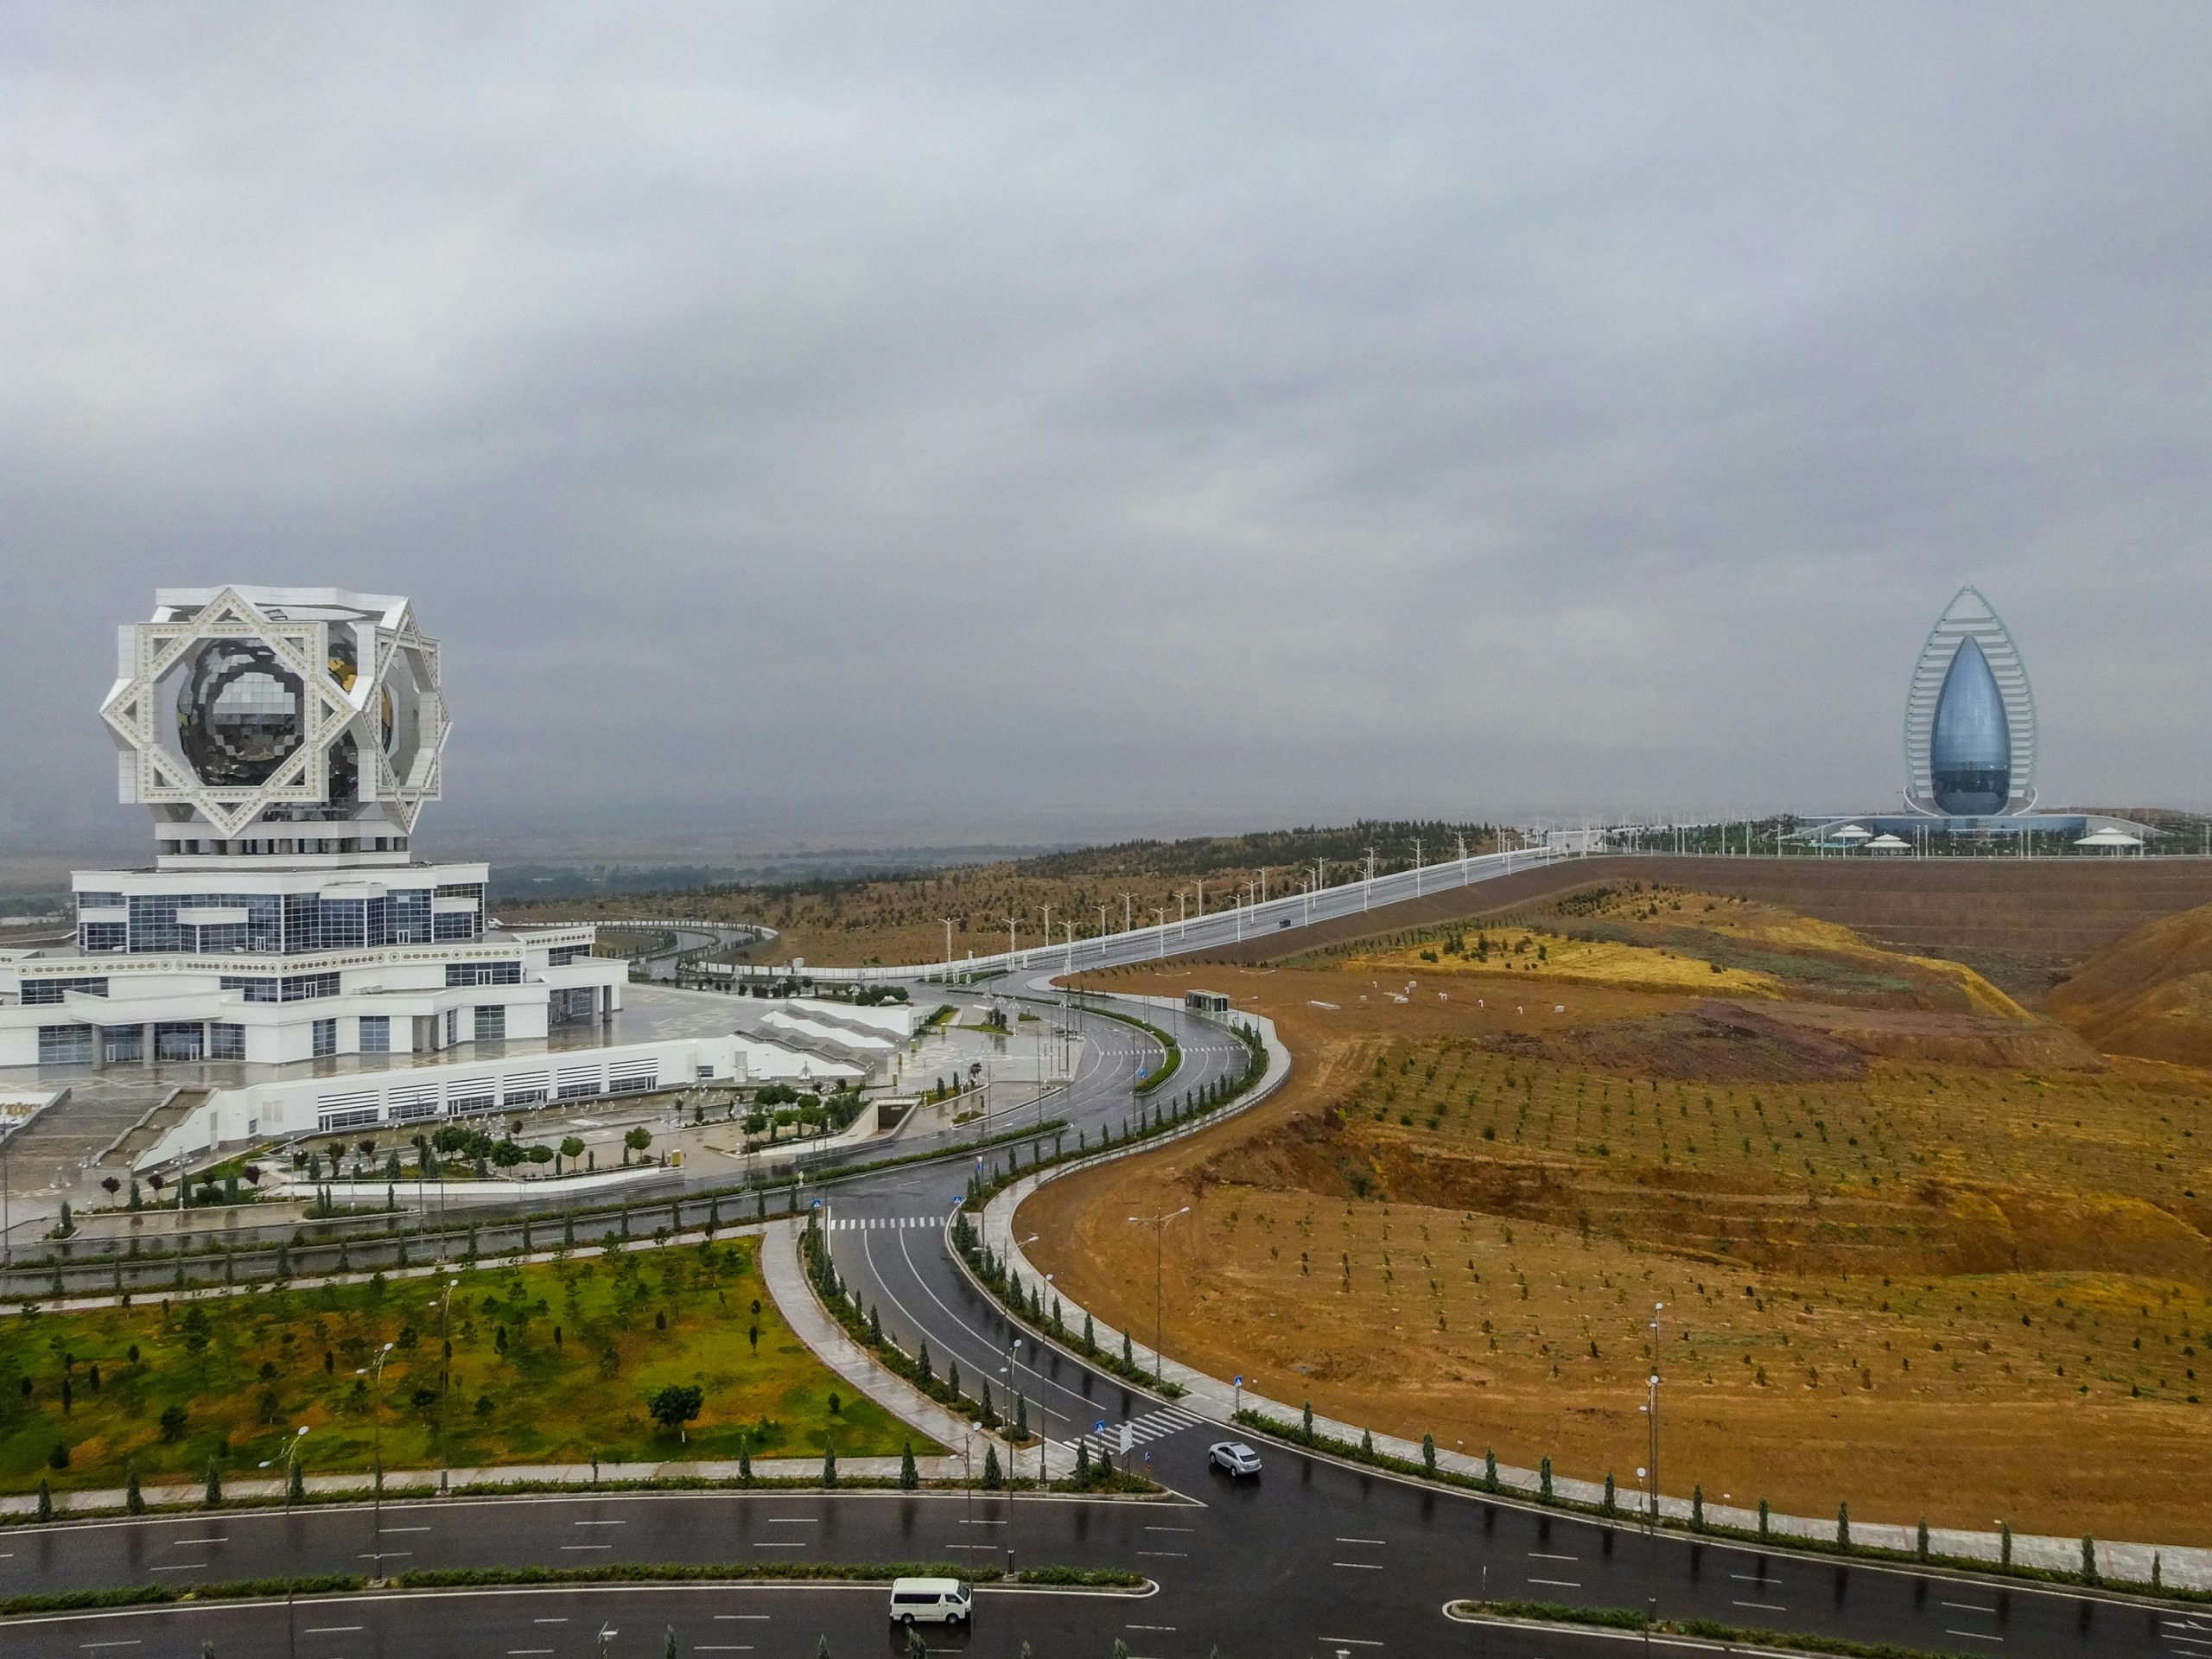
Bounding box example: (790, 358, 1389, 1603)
(3, 5, 2208, 853)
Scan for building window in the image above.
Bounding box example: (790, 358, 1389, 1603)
(443, 1008, 458, 1047)
(446, 962, 521, 988)
(37, 1024, 93, 1065)
(548, 944, 589, 967)
(76, 892, 124, 913)
(209, 1023, 245, 1060)
(22, 978, 108, 1005)
(100, 1026, 143, 1064)
(220, 976, 281, 1003)
(312, 1018, 337, 1058)
(154, 1022, 205, 1063)
(433, 910, 480, 942)
(280, 972, 341, 1002)
(474, 1005, 506, 1043)
(359, 1015, 391, 1054)
(78, 923, 128, 952)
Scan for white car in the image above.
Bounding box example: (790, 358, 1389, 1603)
(890, 1577, 972, 1627)
(1209, 1440, 1262, 1478)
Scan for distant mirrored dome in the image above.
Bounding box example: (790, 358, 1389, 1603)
(1929, 637, 2011, 813)
(175, 640, 303, 786)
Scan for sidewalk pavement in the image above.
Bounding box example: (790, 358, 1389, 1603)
(759, 1217, 1003, 1476)
(979, 1007, 2212, 1592)
(1, 1454, 975, 1519)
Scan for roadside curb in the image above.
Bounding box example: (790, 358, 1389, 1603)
(760, 1217, 1007, 1470)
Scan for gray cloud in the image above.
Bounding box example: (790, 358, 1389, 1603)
(2, 3, 2207, 852)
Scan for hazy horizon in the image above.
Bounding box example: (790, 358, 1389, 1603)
(5, 6, 2209, 850)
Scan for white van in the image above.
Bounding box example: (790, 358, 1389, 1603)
(889, 1576, 972, 1627)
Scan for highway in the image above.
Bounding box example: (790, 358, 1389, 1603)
(2, 861, 2195, 1656)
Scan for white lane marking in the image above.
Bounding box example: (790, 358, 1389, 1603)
(533, 1618, 569, 1624)
(1336, 1535, 1387, 1545)
(306, 1629, 364, 1636)
(1528, 1577, 1581, 1588)
(715, 1615, 772, 1621)
(167, 1537, 227, 1548)
(956, 1518, 1007, 1527)
(560, 1544, 613, 1551)
(882, 1226, 1098, 1429)
(1144, 1525, 1195, 1534)
(1127, 1626, 1177, 1633)
(942, 1543, 1001, 1551)
(573, 1519, 626, 1526)
(80, 1645, 142, 1651)
(381, 1526, 433, 1534)
(763, 1516, 819, 1523)
(1944, 1633, 2003, 1644)
(1332, 1560, 1383, 1570)
(1318, 1642, 1384, 1650)
(1528, 1551, 1579, 1560)
(1733, 1600, 1788, 1612)
(358, 1550, 411, 1560)
(508, 1650, 554, 1656)
(1943, 1601, 1997, 1613)
(1730, 1573, 1778, 1584)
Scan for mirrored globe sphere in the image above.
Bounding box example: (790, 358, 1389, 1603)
(175, 640, 303, 786)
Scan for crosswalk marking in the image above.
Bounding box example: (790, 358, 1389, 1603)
(825, 1216, 942, 1231)
(1075, 1402, 1205, 1459)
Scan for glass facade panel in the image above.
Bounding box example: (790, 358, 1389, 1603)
(1930, 638, 2012, 814)
(37, 1024, 92, 1065)
(22, 978, 108, 1005)
(358, 1014, 391, 1054)
(220, 975, 280, 1002)
(155, 1022, 205, 1062)
(208, 1023, 245, 1060)
(311, 1018, 337, 1058)
(281, 972, 341, 1002)
(100, 1026, 143, 1064)
(433, 910, 480, 942)
(76, 893, 124, 913)
(79, 922, 128, 952)
(446, 961, 522, 987)
(474, 1005, 505, 1042)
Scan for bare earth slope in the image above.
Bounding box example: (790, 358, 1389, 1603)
(1028, 885, 2212, 1544)
(2048, 897, 2212, 1069)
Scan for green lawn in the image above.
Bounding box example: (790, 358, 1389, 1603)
(0, 1238, 932, 1492)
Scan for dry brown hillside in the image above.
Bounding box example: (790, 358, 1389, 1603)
(2049, 899, 2212, 1068)
(1029, 884, 2212, 1545)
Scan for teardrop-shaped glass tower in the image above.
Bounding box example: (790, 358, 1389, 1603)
(1904, 588, 2037, 817)
(1928, 638, 2010, 812)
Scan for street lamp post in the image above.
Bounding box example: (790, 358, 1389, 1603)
(257, 1423, 311, 1502)
(438, 1277, 461, 1493)
(355, 1340, 396, 1577)
(1125, 1207, 1190, 1383)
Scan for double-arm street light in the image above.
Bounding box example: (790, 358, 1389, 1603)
(1125, 1207, 1190, 1383)
(355, 1339, 397, 1577)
